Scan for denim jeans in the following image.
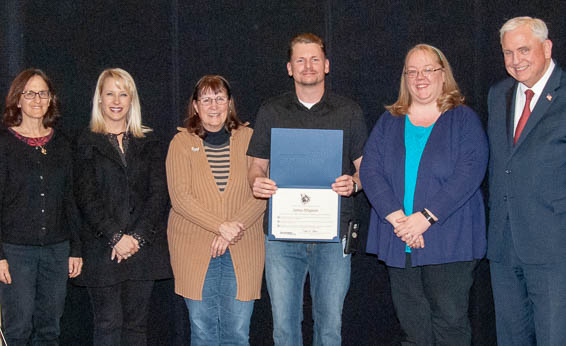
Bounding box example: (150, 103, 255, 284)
(265, 236, 351, 346)
(87, 280, 154, 346)
(184, 250, 254, 346)
(0, 241, 69, 346)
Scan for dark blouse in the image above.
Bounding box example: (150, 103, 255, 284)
(0, 128, 81, 260)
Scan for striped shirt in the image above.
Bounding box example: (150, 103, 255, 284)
(204, 142, 230, 192)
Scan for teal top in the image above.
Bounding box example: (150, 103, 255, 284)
(404, 115, 435, 253)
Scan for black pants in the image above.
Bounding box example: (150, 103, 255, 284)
(87, 280, 154, 346)
(387, 254, 477, 346)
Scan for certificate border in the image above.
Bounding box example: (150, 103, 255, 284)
(268, 185, 340, 242)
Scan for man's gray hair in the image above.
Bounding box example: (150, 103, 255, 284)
(500, 16, 548, 43)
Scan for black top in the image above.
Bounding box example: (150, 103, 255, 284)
(203, 128, 230, 146)
(0, 128, 81, 259)
(247, 90, 368, 237)
(73, 129, 172, 286)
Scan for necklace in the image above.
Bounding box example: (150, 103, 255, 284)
(38, 145, 47, 155)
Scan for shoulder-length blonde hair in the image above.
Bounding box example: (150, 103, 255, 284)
(386, 44, 464, 116)
(90, 68, 151, 137)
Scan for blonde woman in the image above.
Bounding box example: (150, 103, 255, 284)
(361, 45, 488, 345)
(73, 68, 172, 345)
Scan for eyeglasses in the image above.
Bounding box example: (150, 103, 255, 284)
(21, 90, 50, 100)
(404, 68, 443, 79)
(199, 96, 228, 106)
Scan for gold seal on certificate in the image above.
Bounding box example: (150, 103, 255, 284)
(271, 188, 339, 241)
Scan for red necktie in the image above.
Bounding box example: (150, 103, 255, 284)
(514, 89, 535, 145)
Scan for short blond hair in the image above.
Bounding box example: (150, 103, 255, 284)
(386, 44, 464, 116)
(90, 68, 151, 137)
(288, 33, 326, 60)
(500, 16, 548, 43)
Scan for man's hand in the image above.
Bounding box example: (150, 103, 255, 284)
(252, 177, 278, 198)
(69, 257, 83, 278)
(332, 175, 356, 196)
(0, 259, 12, 284)
(248, 157, 277, 198)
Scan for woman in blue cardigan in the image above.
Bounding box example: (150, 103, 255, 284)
(360, 44, 488, 345)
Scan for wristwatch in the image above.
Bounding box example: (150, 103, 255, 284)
(421, 209, 436, 225)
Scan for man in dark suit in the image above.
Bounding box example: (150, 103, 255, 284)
(488, 16, 566, 345)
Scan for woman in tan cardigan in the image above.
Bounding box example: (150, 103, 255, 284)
(166, 75, 266, 345)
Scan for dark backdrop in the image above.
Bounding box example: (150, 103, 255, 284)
(2, 1, 566, 345)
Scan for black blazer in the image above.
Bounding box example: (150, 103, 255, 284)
(73, 129, 172, 287)
(487, 65, 566, 264)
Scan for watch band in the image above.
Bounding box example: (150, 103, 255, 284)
(421, 209, 436, 225)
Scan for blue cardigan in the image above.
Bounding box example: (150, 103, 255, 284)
(360, 105, 488, 268)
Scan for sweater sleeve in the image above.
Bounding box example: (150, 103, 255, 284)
(230, 154, 267, 228)
(166, 135, 223, 234)
(425, 107, 489, 224)
(360, 112, 404, 220)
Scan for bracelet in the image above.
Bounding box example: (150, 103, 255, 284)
(421, 209, 436, 225)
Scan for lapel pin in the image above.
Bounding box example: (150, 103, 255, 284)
(191, 147, 199, 152)
(546, 94, 553, 101)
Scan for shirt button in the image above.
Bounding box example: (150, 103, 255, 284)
(41, 227, 46, 230)
(503, 196, 508, 201)
(40, 175, 43, 180)
(505, 169, 511, 174)
(41, 209, 45, 213)
(40, 193, 45, 197)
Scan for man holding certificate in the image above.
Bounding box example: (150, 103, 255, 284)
(247, 33, 367, 346)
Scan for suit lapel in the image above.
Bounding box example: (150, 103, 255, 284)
(513, 67, 562, 149)
(505, 83, 517, 149)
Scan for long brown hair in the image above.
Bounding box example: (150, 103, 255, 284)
(185, 75, 243, 138)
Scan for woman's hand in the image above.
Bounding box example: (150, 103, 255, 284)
(0, 259, 11, 284)
(394, 212, 431, 244)
(210, 236, 230, 258)
(68, 257, 83, 278)
(111, 235, 140, 262)
(219, 221, 245, 244)
(408, 235, 425, 249)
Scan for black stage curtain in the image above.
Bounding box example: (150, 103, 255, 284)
(2, 1, 565, 344)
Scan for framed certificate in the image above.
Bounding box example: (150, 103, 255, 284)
(268, 128, 343, 242)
